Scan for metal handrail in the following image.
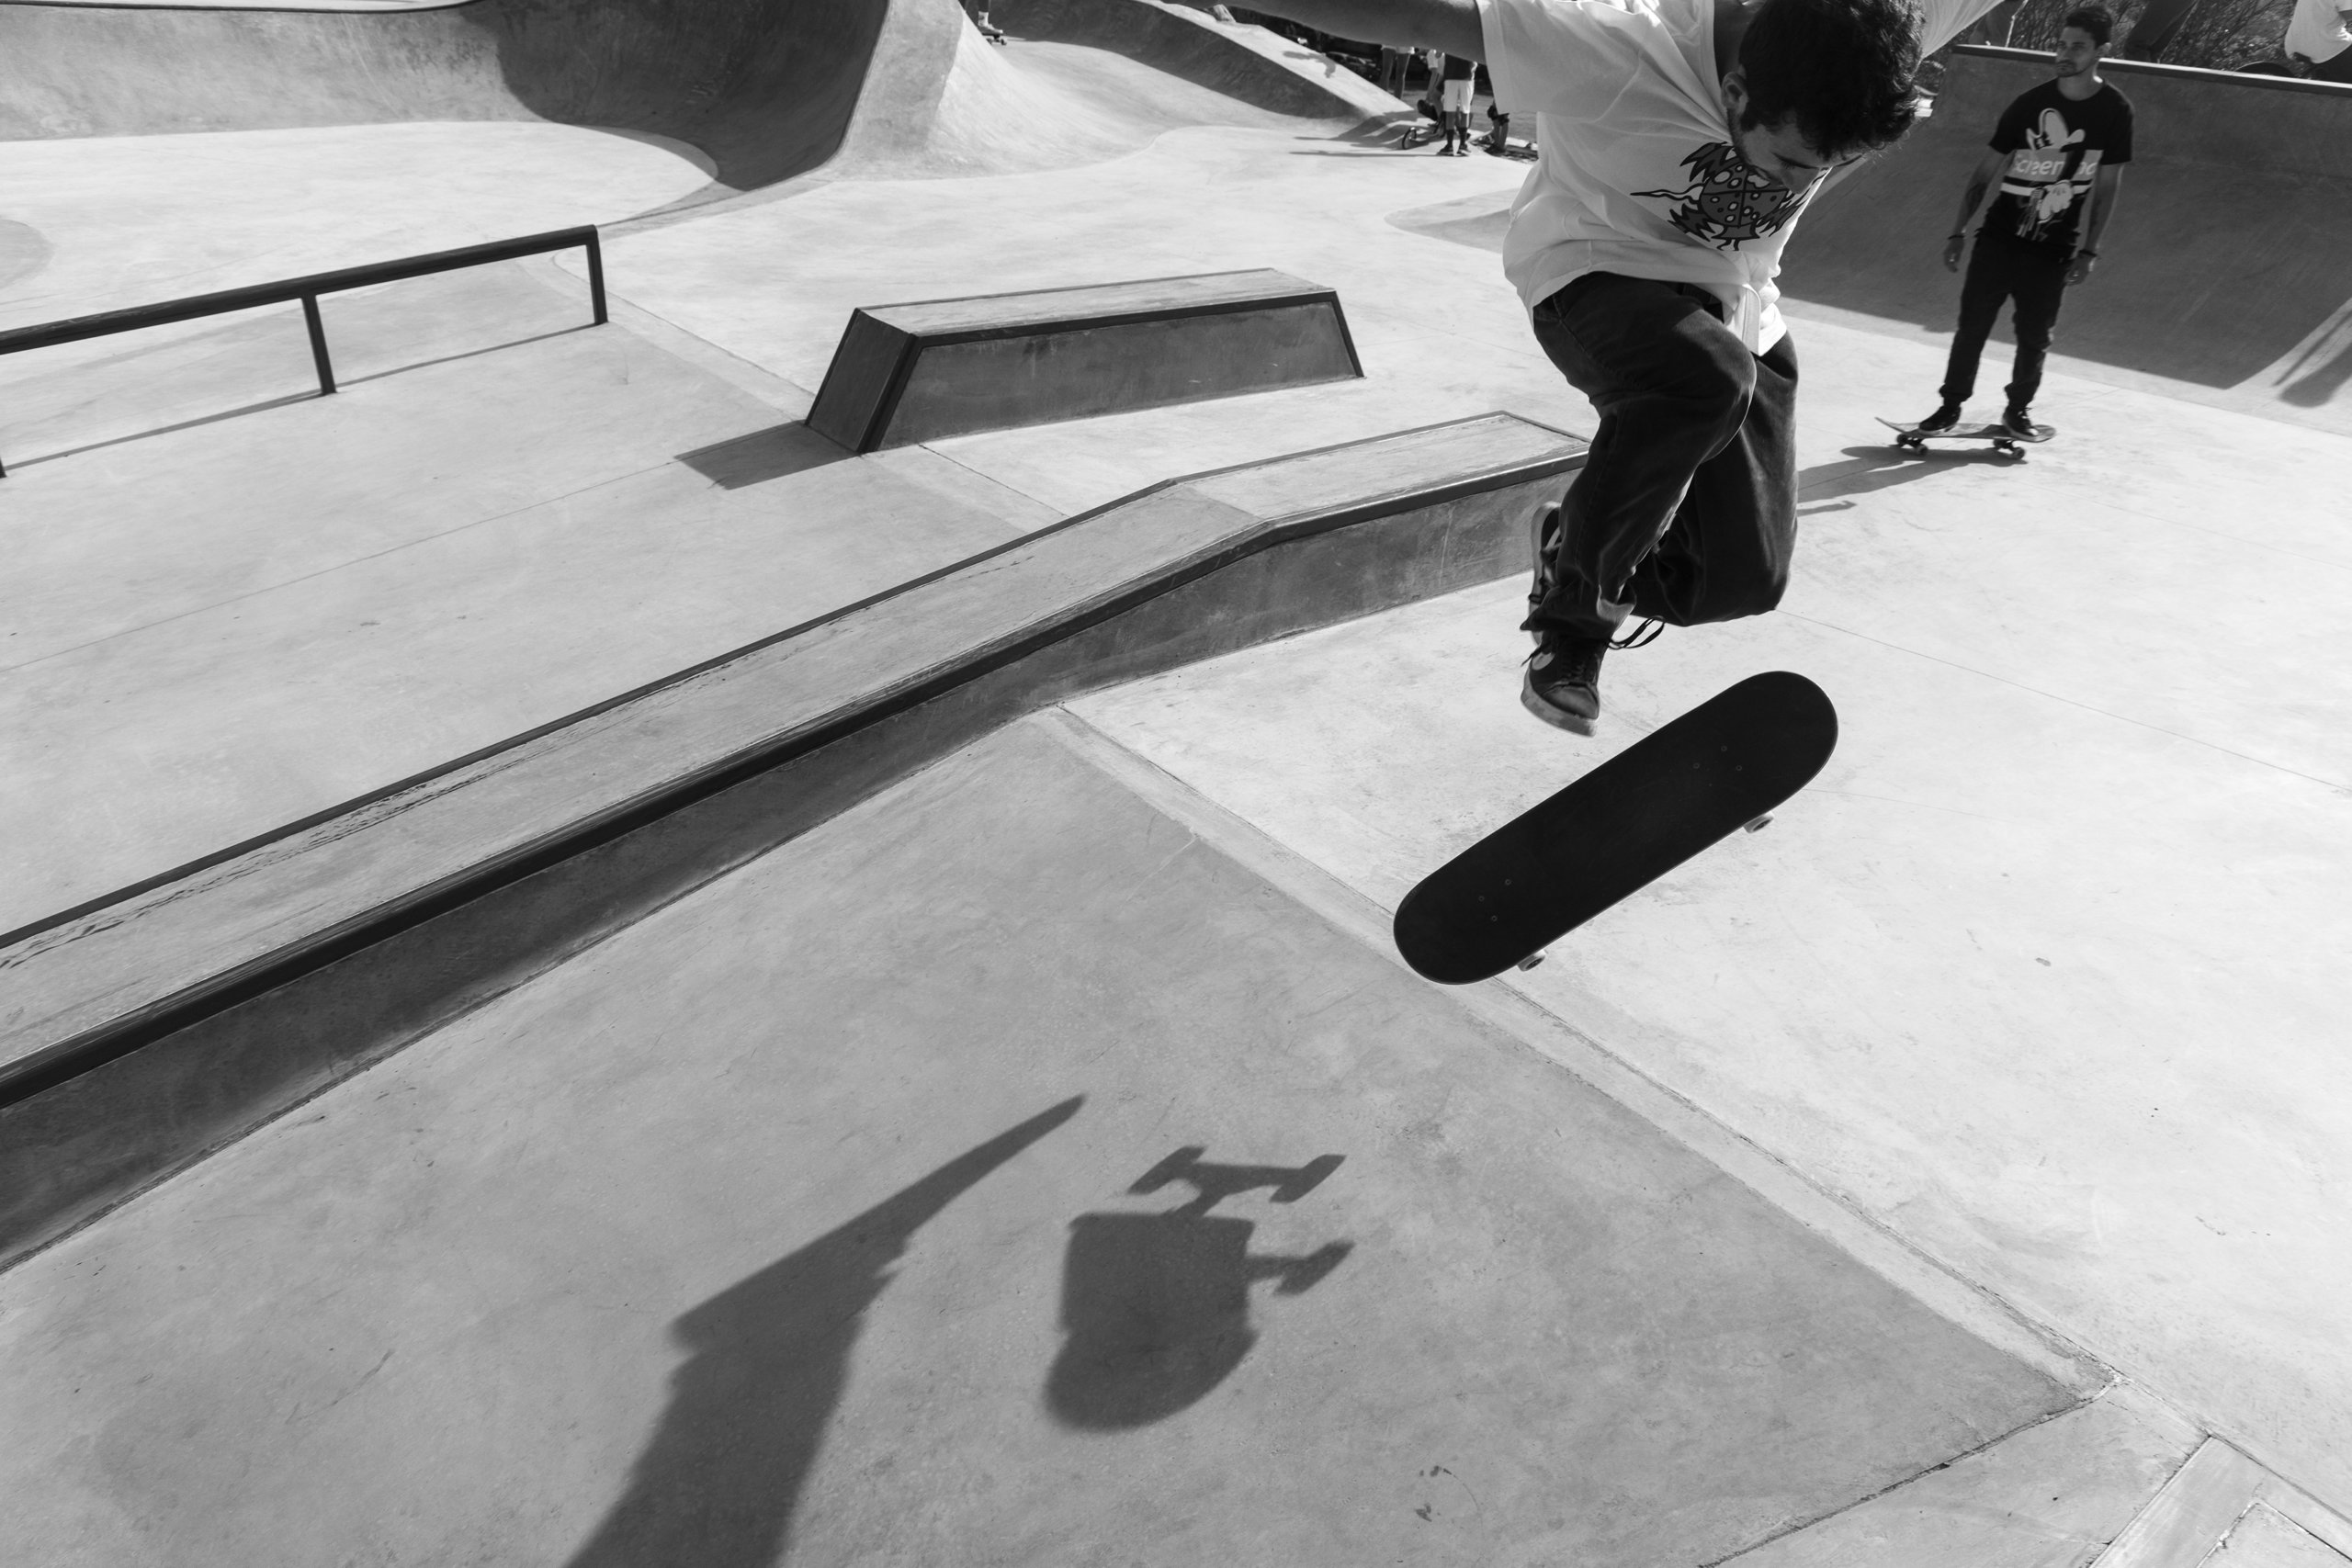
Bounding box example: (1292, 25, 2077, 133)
(0, 225, 607, 477)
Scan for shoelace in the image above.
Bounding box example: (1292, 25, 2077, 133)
(1610, 617, 1664, 650)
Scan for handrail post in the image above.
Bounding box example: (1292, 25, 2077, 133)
(300, 294, 336, 395)
(584, 230, 608, 326)
(0, 226, 607, 475)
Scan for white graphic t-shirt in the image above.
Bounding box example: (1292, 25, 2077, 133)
(1478, 0, 1998, 353)
(2287, 0, 2352, 64)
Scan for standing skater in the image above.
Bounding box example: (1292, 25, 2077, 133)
(1220, 0, 1999, 729)
(1438, 52, 1479, 153)
(1914, 7, 2132, 437)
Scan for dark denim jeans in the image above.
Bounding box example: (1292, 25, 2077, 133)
(1524, 272, 1799, 640)
(1940, 233, 2070, 410)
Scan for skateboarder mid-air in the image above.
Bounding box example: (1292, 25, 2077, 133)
(1913, 7, 2131, 440)
(1239, 0, 1999, 730)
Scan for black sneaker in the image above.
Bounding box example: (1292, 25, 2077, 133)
(1522, 632, 1607, 733)
(2001, 406, 2036, 437)
(1916, 402, 1963, 433)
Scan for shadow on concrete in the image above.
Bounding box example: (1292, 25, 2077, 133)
(0, 217, 51, 295)
(2, 391, 321, 472)
(561, 1095, 1083, 1568)
(1385, 192, 1513, 253)
(1798, 446, 2018, 511)
(2277, 336, 2352, 408)
(1306, 112, 1422, 147)
(1046, 1145, 1351, 1430)
(675, 423, 855, 490)
(333, 323, 600, 390)
(3, 321, 595, 472)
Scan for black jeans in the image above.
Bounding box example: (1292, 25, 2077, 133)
(1525, 273, 1798, 640)
(1941, 233, 2070, 410)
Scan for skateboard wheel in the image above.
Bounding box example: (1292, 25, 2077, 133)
(1516, 952, 1545, 971)
(1743, 814, 1772, 832)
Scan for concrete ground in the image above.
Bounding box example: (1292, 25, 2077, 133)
(6, 9, 2352, 1564)
(0, 121, 713, 331)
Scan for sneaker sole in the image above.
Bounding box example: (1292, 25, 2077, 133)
(1520, 668, 1596, 735)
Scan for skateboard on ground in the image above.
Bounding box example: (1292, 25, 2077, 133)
(1393, 671, 1839, 985)
(1878, 416, 2054, 458)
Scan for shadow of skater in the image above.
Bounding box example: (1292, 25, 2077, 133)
(563, 1096, 1083, 1568)
(1046, 1145, 1351, 1430)
(1798, 447, 2001, 509)
(2280, 339, 2352, 408)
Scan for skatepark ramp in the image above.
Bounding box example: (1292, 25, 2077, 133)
(1782, 46, 2352, 406)
(0, 0, 1394, 198)
(0, 414, 1582, 1270)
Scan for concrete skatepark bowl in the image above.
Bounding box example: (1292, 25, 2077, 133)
(4, 3, 2352, 1564)
(1786, 46, 2352, 405)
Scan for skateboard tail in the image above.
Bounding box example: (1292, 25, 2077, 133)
(1394, 671, 1838, 984)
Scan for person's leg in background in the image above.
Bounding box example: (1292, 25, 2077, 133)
(1931, 235, 2018, 423)
(1999, 246, 2070, 426)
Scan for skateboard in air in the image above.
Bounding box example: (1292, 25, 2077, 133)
(1878, 416, 2054, 458)
(1393, 671, 1838, 985)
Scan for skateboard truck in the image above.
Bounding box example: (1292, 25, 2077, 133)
(1877, 416, 2054, 459)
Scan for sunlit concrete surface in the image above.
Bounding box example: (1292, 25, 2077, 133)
(6, 0, 2352, 1559)
(1064, 303, 2352, 1503)
(0, 717, 2088, 1566)
(0, 120, 713, 330)
(0, 129, 1557, 930)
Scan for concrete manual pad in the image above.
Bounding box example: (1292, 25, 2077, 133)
(0, 716, 2075, 1567)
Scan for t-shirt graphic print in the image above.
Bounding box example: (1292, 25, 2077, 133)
(1635, 142, 1815, 248)
(1981, 79, 2133, 254)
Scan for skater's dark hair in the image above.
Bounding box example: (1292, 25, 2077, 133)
(1737, 0, 1925, 157)
(2061, 6, 2115, 45)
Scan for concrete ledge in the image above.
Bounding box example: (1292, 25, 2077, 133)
(0, 412, 1582, 1269)
(804, 269, 1362, 453)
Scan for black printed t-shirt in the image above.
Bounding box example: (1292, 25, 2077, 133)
(1979, 80, 2134, 254)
